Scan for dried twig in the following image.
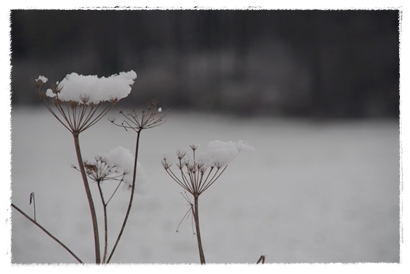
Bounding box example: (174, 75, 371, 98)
(11, 203, 83, 263)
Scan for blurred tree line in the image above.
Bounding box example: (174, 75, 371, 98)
(11, 10, 399, 118)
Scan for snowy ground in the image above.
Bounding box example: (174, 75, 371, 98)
(10, 106, 400, 264)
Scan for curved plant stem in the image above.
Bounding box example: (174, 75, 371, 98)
(11, 203, 83, 264)
(73, 131, 101, 264)
(193, 195, 206, 264)
(106, 130, 141, 263)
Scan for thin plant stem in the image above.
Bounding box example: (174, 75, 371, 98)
(11, 203, 83, 264)
(97, 182, 109, 264)
(193, 195, 206, 264)
(200, 166, 228, 194)
(106, 180, 123, 206)
(106, 130, 141, 263)
(73, 132, 101, 264)
(29, 192, 36, 222)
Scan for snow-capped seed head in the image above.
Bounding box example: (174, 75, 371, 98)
(36, 76, 48, 86)
(158, 107, 162, 113)
(37, 75, 48, 83)
(46, 70, 137, 104)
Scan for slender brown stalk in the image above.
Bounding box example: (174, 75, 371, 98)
(106, 130, 141, 263)
(193, 195, 206, 264)
(73, 132, 101, 264)
(11, 203, 83, 263)
(97, 182, 108, 264)
(106, 100, 166, 263)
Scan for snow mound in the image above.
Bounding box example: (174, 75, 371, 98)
(185, 140, 255, 168)
(104, 146, 149, 195)
(44, 70, 137, 104)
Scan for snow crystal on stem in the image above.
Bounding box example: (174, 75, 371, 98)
(45, 71, 137, 104)
(104, 146, 149, 195)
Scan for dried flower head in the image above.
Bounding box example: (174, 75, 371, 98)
(162, 140, 254, 197)
(109, 99, 168, 132)
(73, 156, 125, 184)
(36, 71, 137, 133)
(161, 156, 172, 170)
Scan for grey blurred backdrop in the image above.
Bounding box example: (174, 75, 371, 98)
(11, 10, 399, 118)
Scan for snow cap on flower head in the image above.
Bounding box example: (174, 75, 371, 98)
(45, 71, 137, 104)
(196, 140, 255, 168)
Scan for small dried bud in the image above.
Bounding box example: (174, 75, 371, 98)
(52, 97, 63, 106)
(110, 98, 119, 104)
(199, 165, 207, 174)
(162, 157, 172, 170)
(189, 144, 199, 151)
(187, 163, 195, 173)
(69, 100, 79, 109)
(176, 150, 186, 160)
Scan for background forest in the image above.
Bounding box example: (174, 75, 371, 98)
(11, 10, 399, 118)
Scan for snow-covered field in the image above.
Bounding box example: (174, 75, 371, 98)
(11, 106, 400, 264)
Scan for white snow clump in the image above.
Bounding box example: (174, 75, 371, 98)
(195, 140, 255, 168)
(104, 146, 149, 195)
(36, 75, 48, 83)
(45, 70, 137, 104)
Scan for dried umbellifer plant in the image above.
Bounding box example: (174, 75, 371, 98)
(162, 140, 255, 264)
(106, 99, 168, 263)
(12, 71, 140, 264)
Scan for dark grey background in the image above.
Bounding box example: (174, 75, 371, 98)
(11, 10, 399, 118)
